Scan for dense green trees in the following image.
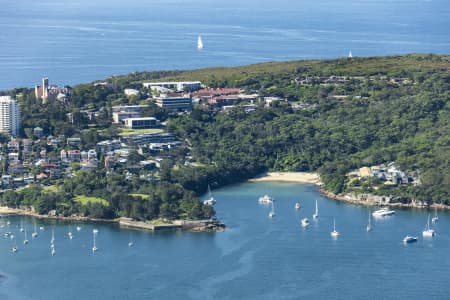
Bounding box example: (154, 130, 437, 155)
(2, 54, 448, 219)
(167, 58, 449, 204)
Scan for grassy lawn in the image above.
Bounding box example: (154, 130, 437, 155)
(129, 193, 150, 199)
(42, 185, 59, 193)
(118, 128, 164, 137)
(74, 195, 109, 206)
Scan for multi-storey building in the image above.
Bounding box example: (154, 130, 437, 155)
(0, 96, 21, 136)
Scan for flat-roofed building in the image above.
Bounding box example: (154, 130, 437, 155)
(111, 105, 148, 113)
(121, 133, 176, 145)
(96, 139, 122, 153)
(143, 81, 201, 92)
(123, 117, 160, 129)
(155, 96, 192, 112)
(112, 111, 142, 123)
(124, 89, 139, 97)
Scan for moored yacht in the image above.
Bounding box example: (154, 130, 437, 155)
(23, 228, 29, 245)
(431, 207, 439, 224)
(301, 218, 310, 227)
(403, 235, 418, 243)
(295, 202, 301, 210)
(258, 195, 273, 204)
(422, 214, 436, 237)
(372, 207, 395, 217)
(31, 223, 38, 238)
(92, 229, 98, 253)
(313, 200, 319, 219)
(366, 212, 372, 232)
(268, 200, 275, 218)
(330, 219, 340, 237)
(203, 185, 216, 206)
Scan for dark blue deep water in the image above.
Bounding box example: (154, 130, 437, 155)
(0, 0, 449, 89)
(1, 182, 449, 299)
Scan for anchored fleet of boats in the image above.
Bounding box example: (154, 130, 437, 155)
(258, 194, 441, 243)
(0, 189, 444, 254)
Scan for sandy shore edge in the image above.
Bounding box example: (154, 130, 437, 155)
(248, 173, 450, 211)
(248, 172, 321, 184)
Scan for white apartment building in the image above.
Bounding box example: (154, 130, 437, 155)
(0, 96, 21, 136)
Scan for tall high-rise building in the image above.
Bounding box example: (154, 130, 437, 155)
(42, 77, 49, 101)
(0, 96, 21, 136)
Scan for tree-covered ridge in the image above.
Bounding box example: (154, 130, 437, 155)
(1, 54, 449, 219)
(112, 54, 450, 89)
(1, 169, 214, 221)
(167, 56, 449, 204)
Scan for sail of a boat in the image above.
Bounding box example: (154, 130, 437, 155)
(197, 35, 204, 50)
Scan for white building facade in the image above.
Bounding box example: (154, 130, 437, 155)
(0, 96, 21, 136)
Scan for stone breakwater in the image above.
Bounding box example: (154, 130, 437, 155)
(119, 218, 225, 232)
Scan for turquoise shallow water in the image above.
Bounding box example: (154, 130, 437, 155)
(1, 182, 449, 299)
(1, 0, 449, 89)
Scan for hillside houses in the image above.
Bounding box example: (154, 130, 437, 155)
(348, 162, 420, 187)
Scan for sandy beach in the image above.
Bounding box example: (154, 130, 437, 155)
(249, 172, 321, 184)
(0, 206, 21, 215)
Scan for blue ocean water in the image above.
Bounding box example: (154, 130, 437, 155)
(0, 0, 449, 89)
(1, 182, 449, 299)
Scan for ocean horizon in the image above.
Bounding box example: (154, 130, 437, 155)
(1, 0, 449, 89)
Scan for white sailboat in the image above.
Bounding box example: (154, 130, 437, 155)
(313, 200, 319, 219)
(32, 222, 38, 238)
(197, 35, 204, 50)
(23, 227, 29, 245)
(301, 218, 310, 227)
(76, 226, 82, 231)
(203, 185, 216, 206)
(366, 212, 372, 232)
(330, 218, 340, 237)
(50, 229, 55, 248)
(92, 229, 98, 253)
(431, 207, 439, 224)
(422, 214, 436, 237)
(268, 200, 275, 218)
(258, 195, 273, 204)
(348, 50, 353, 58)
(128, 232, 134, 247)
(68, 224, 74, 240)
(19, 221, 24, 232)
(12, 238, 18, 253)
(295, 202, 301, 210)
(51, 247, 56, 256)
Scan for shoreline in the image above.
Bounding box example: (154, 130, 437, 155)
(0, 206, 225, 232)
(248, 172, 321, 184)
(318, 188, 450, 211)
(247, 172, 450, 211)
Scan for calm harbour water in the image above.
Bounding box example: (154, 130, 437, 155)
(1, 0, 450, 89)
(1, 182, 449, 299)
